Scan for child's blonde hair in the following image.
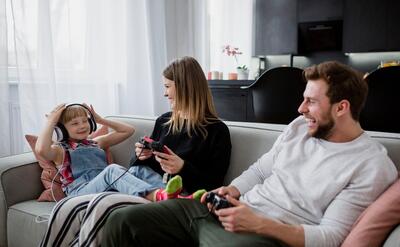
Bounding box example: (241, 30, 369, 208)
(59, 105, 89, 124)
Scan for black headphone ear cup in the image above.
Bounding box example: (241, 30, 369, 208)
(54, 123, 69, 142)
(87, 117, 97, 133)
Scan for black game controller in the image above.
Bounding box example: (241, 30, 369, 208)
(205, 192, 232, 210)
(139, 136, 171, 154)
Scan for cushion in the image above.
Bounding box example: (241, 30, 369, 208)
(25, 135, 65, 202)
(341, 178, 400, 247)
(25, 125, 112, 202)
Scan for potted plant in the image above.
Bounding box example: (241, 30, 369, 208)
(222, 45, 249, 80)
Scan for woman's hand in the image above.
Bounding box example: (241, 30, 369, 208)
(46, 104, 66, 125)
(135, 142, 153, 160)
(153, 146, 184, 174)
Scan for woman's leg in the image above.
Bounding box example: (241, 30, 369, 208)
(75, 192, 149, 247)
(40, 194, 96, 247)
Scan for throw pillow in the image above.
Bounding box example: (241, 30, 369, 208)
(25, 135, 65, 202)
(341, 177, 400, 247)
(25, 124, 112, 202)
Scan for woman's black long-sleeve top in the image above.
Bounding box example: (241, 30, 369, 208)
(134, 112, 231, 193)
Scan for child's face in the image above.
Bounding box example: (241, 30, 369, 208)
(64, 116, 90, 140)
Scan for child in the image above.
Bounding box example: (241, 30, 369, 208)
(36, 103, 204, 201)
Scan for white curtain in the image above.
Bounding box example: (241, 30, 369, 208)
(208, 0, 253, 79)
(0, 0, 209, 157)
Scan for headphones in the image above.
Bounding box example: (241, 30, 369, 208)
(54, 103, 97, 142)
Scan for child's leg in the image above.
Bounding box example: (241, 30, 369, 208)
(128, 165, 165, 189)
(71, 164, 160, 197)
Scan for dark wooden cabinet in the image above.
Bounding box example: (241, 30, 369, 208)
(386, 1, 400, 51)
(209, 80, 254, 122)
(343, 0, 400, 52)
(253, 0, 298, 55)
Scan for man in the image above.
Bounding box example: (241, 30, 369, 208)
(102, 61, 397, 247)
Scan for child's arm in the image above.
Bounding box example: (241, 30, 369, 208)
(36, 104, 65, 165)
(87, 104, 135, 149)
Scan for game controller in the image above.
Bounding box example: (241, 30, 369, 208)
(205, 192, 232, 210)
(139, 136, 170, 154)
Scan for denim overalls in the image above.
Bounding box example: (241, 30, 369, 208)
(61, 140, 165, 197)
(62, 141, 108, 195)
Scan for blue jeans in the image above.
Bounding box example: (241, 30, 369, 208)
(66, 164, 165, 197)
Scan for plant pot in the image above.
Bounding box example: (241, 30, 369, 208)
(237, 68, 249, 80)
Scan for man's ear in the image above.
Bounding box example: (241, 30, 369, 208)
(336, 100, 350, 117)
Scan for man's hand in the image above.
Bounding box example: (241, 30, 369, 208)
(200, 186, 241, 211)
(215, 196, 265, 233)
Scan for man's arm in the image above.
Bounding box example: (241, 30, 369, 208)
(230, 131, 287, 194)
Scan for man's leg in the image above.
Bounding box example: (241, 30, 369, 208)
(102, 199, 207, 247)
(196, 217, 288, 247)
(102, 199, 287, 247)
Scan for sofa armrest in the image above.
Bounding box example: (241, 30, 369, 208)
(383, 224, 400, 247)
(0, 152, 43, 207)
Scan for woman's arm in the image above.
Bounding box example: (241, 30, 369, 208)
(179, 122, 232, 192)
(36, 104, 65, 164)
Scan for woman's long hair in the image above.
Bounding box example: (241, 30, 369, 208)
(163, 56, 218, 138)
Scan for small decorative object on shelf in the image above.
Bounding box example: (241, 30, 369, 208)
(379, 60, 400, 68)
(207, 71, 223, 80)
(222, 44, 249, 80)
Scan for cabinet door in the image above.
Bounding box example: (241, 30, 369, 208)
(386, 1, 400, 51)
(253, 0, 297, 55)
(343, 0, 386, 52)
(211, 88, 249, 122)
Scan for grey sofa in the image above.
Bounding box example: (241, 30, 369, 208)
(1, 115, 399, 247)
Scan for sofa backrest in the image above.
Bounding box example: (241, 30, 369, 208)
(106, 116, 400, 186)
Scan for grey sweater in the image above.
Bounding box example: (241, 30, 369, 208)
(231, 116, 397, 247)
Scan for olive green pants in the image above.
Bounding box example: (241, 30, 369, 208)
(102, 199, 287, 247)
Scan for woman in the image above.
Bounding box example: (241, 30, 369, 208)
(40, 56, 232, 247)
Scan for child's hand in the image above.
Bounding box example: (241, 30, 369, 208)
(83, 103, 104, 124)
(46, 104, 66, 125)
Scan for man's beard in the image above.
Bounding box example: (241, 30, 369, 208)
(312, 115, 335, 139)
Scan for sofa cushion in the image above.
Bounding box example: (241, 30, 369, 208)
(7, 200, 55, 247)
(341, 178, 400, 247)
